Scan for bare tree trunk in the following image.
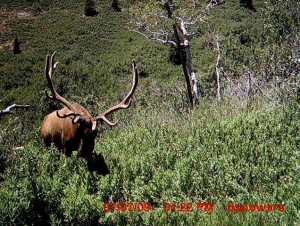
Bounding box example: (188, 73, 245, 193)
(247, 71, 252, 101)
(191, 71, 199, 104)
(173, 24, 193, 109)
(178, 20, 200, 105)
(215, 39, 221, 102)
(185, 42, 200, 104)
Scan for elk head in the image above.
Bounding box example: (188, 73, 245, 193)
(40, 52, 138, 158)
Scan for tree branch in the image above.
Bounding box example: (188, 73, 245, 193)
(0, 104, 30, 116)
(129, 28, 177, 46)
(206, 0, 225, 11)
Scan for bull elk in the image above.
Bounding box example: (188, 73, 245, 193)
(40, 52, 138, 158)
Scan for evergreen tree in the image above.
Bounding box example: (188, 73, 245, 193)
(84, 0, 97, 16)
(13, 36, 21, 54)
(240, 0, 256, 11)
(111, 0, 121, 12)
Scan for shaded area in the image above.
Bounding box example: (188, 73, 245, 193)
(111, 0, 122, 12)
(87, 152, 110, 176)
(85, 0, 98, 16)
(240, 0, 256, 11)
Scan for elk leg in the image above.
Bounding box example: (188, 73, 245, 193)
(43, 136, 52, 147)
(64, 147, 72, 157)
(63, 140, 72, 156)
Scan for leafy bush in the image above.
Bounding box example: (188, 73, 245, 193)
(0, 101, 299, 225)
(0, 0, 299, 225)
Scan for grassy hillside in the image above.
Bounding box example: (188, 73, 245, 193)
(0, 102, 299, 225)
(0, 0, 299, 225)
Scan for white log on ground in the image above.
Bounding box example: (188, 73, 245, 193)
(0, 104, 30, 115)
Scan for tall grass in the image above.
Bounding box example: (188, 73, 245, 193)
(0, 0, 299, 225)
(0, 101, 299, 225)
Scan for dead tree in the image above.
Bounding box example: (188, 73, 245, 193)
(129, 1, 225, 109)
(215, 36, 222, 102)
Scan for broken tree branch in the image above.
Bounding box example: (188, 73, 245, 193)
(0, 104, 30, 116)
(206, 0, 225, 11)
(129, 27, 177, 46)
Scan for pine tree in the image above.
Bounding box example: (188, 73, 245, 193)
(13, 36, 21, 54)
(84, 0, 97, 16)
(240, 0, 256, 11)
(111, 0, 121, 12)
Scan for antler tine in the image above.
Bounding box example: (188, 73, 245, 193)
(44, 52, 81, 119)
(93, 59, 138, 126)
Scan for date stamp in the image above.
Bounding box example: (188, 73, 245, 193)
(103, 202, 285, 213)
(103, 202, 151, 213)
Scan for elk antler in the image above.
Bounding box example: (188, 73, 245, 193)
(45, 52, 82, 120)
(93, 59, 138, 126)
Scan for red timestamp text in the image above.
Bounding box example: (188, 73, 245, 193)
(163, 202, 214, 213)
(103, 202, 151, 213)
(227, 203, 285, 213)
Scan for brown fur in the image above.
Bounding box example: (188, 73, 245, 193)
(40, 103, 97, 158)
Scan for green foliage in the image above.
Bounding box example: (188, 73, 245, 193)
(0, 0, 299, 225)
(0, 145, 101, 224)
(0, 102, 299, 225)
(263, 0, 299, 42)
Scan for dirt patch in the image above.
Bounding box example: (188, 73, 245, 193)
(17, 11, 34, 19)
(0, 7, 35, 51)
(0, 40, 13, 51)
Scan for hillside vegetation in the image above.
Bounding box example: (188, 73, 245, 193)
(0, 0, 299, 225)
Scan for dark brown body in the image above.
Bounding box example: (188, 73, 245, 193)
(41, 52, 138, 158)
(41, 103, 97, 157)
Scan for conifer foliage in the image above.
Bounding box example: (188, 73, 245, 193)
(111, 0, 121, 12)
(84, 0, 98, 16)
(13, 36, 21, 54)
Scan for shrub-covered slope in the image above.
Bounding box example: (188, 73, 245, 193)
(0, 102, 299, 225)
(0, 0, 299, 225)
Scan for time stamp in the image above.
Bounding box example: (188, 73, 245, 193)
(103, 202, 285, 213)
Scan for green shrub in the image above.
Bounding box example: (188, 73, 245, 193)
(0, 0, 299, 225)
(1, 101, 298, 225)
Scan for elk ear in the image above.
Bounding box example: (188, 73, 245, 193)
(92, 120, 97, 131)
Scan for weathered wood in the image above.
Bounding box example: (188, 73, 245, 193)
(0, 104, 30, 116)
(215, 39, 221, 102)
(178, 19, 200, 105)
(173, 24, 193, 109)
